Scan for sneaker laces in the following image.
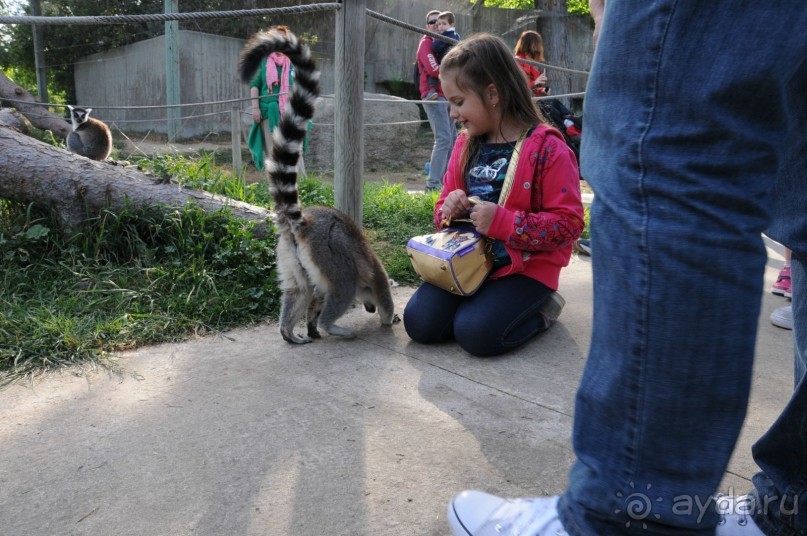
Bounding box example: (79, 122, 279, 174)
(774, 267, 792, 288)
(714, 494, 754, 528)
(479, 496, 568, 536)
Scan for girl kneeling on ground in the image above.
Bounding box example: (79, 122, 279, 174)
(403, 33, 585, 357)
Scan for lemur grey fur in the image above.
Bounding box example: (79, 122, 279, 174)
(239, 27, 395, 344)
(66, 105, 112, 161)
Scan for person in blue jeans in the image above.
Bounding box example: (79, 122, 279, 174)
(424, 11, 460, 101)
(416, 10, 457, 192)
(446, 1, 807, 535)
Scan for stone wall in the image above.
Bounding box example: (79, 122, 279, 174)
(306, 93, 423, 173)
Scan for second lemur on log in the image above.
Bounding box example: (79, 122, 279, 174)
(66, 105, 112, 161)
(239, 26, 395, 344)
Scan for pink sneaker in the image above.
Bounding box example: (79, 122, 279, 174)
(772, 266, 791, 297)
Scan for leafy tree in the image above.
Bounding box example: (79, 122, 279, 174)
(1, 0, 590, 104)
(472, 0, 590, 15)
(479, 0, 532, 7)
(566, 0, 590, 15)
(0, 0, 270, 104)
(2, 1, 162, 102)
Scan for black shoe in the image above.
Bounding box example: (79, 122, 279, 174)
(539, 291, 565, 325)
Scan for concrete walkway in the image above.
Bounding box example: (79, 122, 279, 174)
(0, 245, 794, 536)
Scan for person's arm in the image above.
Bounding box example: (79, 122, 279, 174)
(517, 57, 536, 84)
(249, 59, 265, 123)
(250, 87, 261, 123)
(418, 39, 440, 78)
(517, 56, 549, 94)
(434, 134, 470, 229)
(535, 70, 550, 95)
(485, 132, 584, 250)
(432, 39, 449, 57)
(590, 0, 605, 48)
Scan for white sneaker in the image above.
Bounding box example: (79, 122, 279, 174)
(715, 495, 765, 535)
(770, 305, 793, 330)
(448, 491, 568, 536)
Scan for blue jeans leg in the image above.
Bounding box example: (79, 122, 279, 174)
(557, 1, 807, 534)
(423, 97, 456, 190)
(750, 58, 807, 532)
(751, 254, 807, 536)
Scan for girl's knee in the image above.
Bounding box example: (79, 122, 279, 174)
(454, 320, 502, 357)
(454, 310, 547, 357)
(403, 297, 453, 344)
(403, 314, 452, 344)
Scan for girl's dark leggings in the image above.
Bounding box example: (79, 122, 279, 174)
(403, 275, 555, 357)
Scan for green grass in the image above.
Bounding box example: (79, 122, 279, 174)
(582, 202, 590, 240)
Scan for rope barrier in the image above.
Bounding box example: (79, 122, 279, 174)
(2, 6, 588, 104)
(0, 4, 341, 26)
(536, 91, 587, 101)
(515, 54, 590, 77)
(1, 4, 586, 80)
(2, 91, 585, 128)
(1, 5, 587, 135)
(1, 94, 282, 111)
(366, 8, 590, 77)
(105, 110, 235, 124)
(366, 9, 457, 46)
(312, 119, 430, 127)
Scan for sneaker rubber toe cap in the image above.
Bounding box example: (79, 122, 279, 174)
(448, 490, 507, 536)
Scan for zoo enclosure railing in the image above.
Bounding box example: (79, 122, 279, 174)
(0, 2, 590, 225)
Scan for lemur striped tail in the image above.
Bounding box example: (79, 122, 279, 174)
(238, 27, 320, 228)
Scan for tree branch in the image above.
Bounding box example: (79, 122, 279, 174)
(0, 71, 71, 138)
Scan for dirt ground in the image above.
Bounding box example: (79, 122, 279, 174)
(117, 135, 592, 194)
(117, 135, 434, 189)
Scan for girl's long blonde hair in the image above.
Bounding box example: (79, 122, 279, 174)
(440, 33, 547, 183)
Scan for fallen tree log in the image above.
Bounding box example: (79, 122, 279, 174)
(0, 125, 272, 237)
(0, 71, 71, 138)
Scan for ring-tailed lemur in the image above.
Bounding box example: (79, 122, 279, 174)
(239, 27, 395, 344)
(66, 105, 112, 161)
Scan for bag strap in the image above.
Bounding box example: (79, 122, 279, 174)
(442, 128, 529, 227)
(497, 128, 528, 207)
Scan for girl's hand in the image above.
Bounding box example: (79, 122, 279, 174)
(252, 109, 262, 123)
(469, 201, 497, 235)
(536, 72, 548, 86)
(439, 189, 472, 221)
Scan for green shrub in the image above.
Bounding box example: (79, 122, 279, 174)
(0, 198, 280, 384)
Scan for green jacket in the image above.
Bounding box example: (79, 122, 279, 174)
(247, 58, 310, 171)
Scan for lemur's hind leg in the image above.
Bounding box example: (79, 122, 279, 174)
(316, 284, 356, 339)
(279, 286, 313, 344)
(306, 293, 324, 339)
(359, 280, 396, 326)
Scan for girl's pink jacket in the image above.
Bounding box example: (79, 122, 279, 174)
(434, 125, 585, 290)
